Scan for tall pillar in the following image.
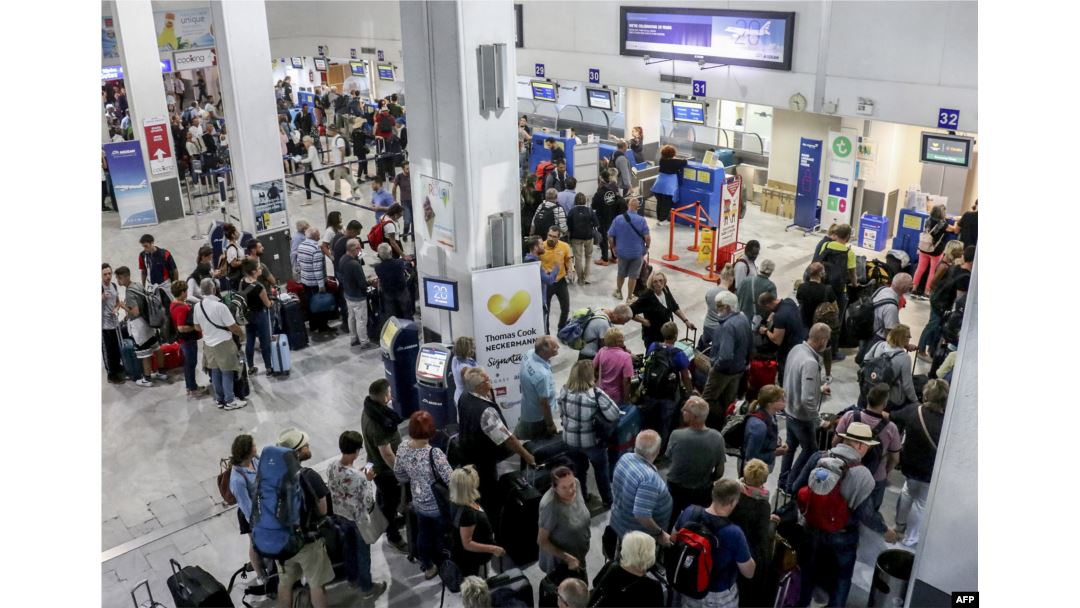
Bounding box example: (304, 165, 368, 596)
(112, 0, 185, 222)
(400, 0, 520, 341)
(209, 0, 291, 282)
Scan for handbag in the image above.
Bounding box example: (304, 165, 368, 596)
(917, 406, 938, 450)
(309, 291, 336, 314)
(217, 459, 236, 506)
(591, 388, 618, 444)
(354, 486, 389, 545)
(428, 447, 452, 520)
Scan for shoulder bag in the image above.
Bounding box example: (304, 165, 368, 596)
(917, 406, 938, 451)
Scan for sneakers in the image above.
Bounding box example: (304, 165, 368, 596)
(350, 339, 361, 347)
(135, 378, 153, 388)
(223, 399, 248, 411)
(361, 581, 388, 600)
(611, 289, 622, 299)
(423, 566, 438, 580)
(359, 342, 378, 351)
(249, 367, 259, 376)
(151, 372, 169, 381)
(595, 259, 610, 266)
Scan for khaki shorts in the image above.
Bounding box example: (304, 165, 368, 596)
(279, 538, 335, 590)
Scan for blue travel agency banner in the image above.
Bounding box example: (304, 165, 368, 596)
(794, 138, 822, 230)
(104, 141, 158, 229)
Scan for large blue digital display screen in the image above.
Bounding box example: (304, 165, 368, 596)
(671, 99, 705, 125)
(531, 81, 557, 102)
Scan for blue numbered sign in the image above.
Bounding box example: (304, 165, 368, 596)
(588, 68, 600, 84)
(535, 63, 545, 78)
(692, 80, 707, 97)
(937, 108, 959, 130)
(377, 49, 384, 61)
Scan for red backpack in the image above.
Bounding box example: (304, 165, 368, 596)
(367, 217, 393, 251)
(664, 506, 719, 599)
(796, 453, 860, 533)
(534, 161, 555, 191)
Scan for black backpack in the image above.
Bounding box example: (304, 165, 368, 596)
(333, 94, 348, 111)
(335, 134, 351, 158)
(533, 203, 557, 237)
(568, 206, 595, 240)
(845, 287, 897, 341)
(816, 243, 850, 298)
(930, 268, 971, 316)
(858, 348, 903, 397)
(643, 346, 679, 396)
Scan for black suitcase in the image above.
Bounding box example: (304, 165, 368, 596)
(278, 297, 309, 350)
(488, 567, 534, 608)
(498, 471, 541, 568)
(166, 559, 233, 607)
(523, 435, 587, 477)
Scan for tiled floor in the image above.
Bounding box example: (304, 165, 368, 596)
(103, 184, 930, 607)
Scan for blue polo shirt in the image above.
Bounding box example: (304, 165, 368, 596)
(519, 350, 556, 423)
(610, 452, 673, 536)
(673, 505, 751, 592)
(607, 212, 650, 259)
(372, 188, 394, 221)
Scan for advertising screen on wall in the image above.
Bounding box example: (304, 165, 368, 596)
(671, 99, 706, 124)
(920, 133, 973, 168)
(586, 88, 614, 110)
(620, 6, 795, 71)
(531, 81, 557, 102)
(290, 57, 303, 68)
(349, 61, 366, 76)
(377, 64, 395, 81)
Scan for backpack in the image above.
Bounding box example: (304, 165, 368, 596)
(377, 113, 395, 133)
(642, 345, 679, 397)
(335, 134, 351, 158)
(217, 459, 237, 506)
(845, 287, 897, 341)
(532, 203, 557, 237)
(535, 161, 556, 191)
(132, 284, 167, 329)
(568, 206, 596, 241)
(665, 506, 721, 599)
(367, 217, 393, 251)
(816, 243, 850, 297)
(557, 308, 606, 350)
(250, 445, 306, 562)
(851, 411, 890, 474)
(721, 406, 767, 454)
(813, 300, 841, 332)
(858, 347, 903, 397)
(930, 268, 971, 316)
(333, 94, 348, 111)
(222, 286, 251, 327)
(796, 453, 860, 533)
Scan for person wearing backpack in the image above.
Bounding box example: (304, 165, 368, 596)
(862, 324, 920, 412)
(789, 422, 898, 607)
(669, 479, 755, 608)
(732, 240, 760, 292)
(326, 125, 361, 200)
(854, 272, 913, 365)
(275, 428, 335, 608)
(115, 266, 169, 388)
(643, 323, 695, 453)
(701, 291, 752, 432)
(567, 193, 599, 285)
(741, 385, 789, 471)
(592, 169, 623, 265)
(728, 459, 774, 607)
(193, 278, 248, 410)
(532, 188, 570, 238)
(911, 204, 951, 298)
(227, 434, 270, 588)
(777, 323, 832, 492)
(834, 384, 901, 510)
(920, 245, 973, 360)
(664, 398, 725, 531)
(891, 378, 948, 548)
(560, 360, 623, 509)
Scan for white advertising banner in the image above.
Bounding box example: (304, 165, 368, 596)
(471, 262, 546, 430)
(717, 176, 742, 247)
(154, 8, 215, 51)
(822, 128, 859, 229)
(251, 179, 289, 235)
(173, 48, 217, 71)
(417, 175, 456, 251)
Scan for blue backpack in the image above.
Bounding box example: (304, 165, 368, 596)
(251, 446, 305, 562)
(557, 308, 606, 350)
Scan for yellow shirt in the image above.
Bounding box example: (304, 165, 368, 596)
(539, 240, 573, 282)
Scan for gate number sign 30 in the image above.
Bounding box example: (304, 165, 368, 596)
(938, 108, 959, 129)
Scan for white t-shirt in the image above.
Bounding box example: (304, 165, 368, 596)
(189, 124, 204, 140)
(321, 226, 338, 245)
(383, 219, 398, 240)
(193, 296, 236, 347)
(331, 135, 346, 164)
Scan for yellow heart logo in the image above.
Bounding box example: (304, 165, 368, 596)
(487, 291, 531, 325)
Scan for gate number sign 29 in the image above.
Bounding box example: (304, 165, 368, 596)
(938, 108, 959, 130)
(535, 63, 545, 77)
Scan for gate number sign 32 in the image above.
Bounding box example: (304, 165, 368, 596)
(938, 108, 959, 130)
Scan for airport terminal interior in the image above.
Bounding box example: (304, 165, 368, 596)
(98, 2, 979, 607)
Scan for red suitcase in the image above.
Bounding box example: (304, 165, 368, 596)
(745, 357, 778, 401)
(160, 342, 185, 370)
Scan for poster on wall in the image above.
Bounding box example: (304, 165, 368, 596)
(417, 175, 456, 251)
(794, 138, 822, 230)
(251, 180, 289, 234)
(822, 128, 858, 229)
(856, 136, 877, 182)
(173, 48, 217, 71)
(104, 141, 158, 229)
(102, 16, 119, 59)
(471, 262, 546, 430)
(154, 8, 215, 51)
(717, 176, 742, 247)
(142, 117, 174, 176)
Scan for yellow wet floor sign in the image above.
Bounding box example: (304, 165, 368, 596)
(697, 230, 714, 266)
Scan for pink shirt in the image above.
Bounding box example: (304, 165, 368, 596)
(836, 409, 902, 481)
(593, 346, 634, 404)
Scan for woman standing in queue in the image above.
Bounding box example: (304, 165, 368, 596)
(912, 204, 950, 298)
(627, 126, 645, 160)
(630, 272, 696, 349)
(228, 434, 268, 587)
(449, 466, 505, 577)
(240, 259, 274, 376)
(741, 385, 788, 473)
(394, 411, 454, 580)
(650, 144, 687, 226)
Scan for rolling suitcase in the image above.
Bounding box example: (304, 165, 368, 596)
(497, 471, 541, 568)
(120, 330, 141, 381)
(270, 334, 291, 375)
(612, 403, 643, 456)
(487, 568, 534, 608)
(166, 558, 233, 607)
(816, 412, 837, 449)
(278, 295, 309, 350)
(161, 342, 184, 370)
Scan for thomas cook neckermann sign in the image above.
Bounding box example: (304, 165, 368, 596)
(173, 48, 216, 71)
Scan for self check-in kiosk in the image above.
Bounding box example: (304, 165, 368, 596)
(415, 343, 457, 428)
(380, 317, 420, 419)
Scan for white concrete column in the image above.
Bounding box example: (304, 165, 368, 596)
(400, 0, 520, 341)
(112, 0, 184, 221)
(209, 0, 292, 281)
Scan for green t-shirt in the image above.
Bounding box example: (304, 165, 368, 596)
(361, 409, 402, 475)
(818, 240, 857, 270)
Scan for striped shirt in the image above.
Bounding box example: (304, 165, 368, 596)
(609, 452, 673, 537)
(296, 238, 325, 287)
(558, 387, 621, 449)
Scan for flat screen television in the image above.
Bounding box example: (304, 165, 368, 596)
(290, 57, 303, 69)
(586, 88, 614, 110)
(349, 61, 366, 76)
(531, 80, 557, 102)
(671, 99, 706, 125)
(920, 132, 973, 168)
(377, 64, 395, 81)
(620, 6, 795, 71)
(313, 57, 327, 71)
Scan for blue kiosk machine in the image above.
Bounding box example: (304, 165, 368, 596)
(415, 343, 457, 428)
(380, 317, 420, 419)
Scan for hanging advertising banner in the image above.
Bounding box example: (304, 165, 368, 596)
(471, 263, 546, 430)
(717, 176, 742, 247)
(822, 128, 858, 229)
(154, 8, 215, 51)
(142, 117, 174, 176)
(104, 141, 158, 229)
(173, 48, 217, 71)
(418, 175, 456, 251)
(793, 138, 823, 230)
(251, 179, 289, 235)
(102, 16, 119, 59)
(856, 136, 877, 181)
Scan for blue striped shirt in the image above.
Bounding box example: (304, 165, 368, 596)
(296, 239, 325, 287)
(609, 452, 672, 537)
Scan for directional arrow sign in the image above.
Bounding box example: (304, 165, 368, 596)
(153, 148, 166, 160)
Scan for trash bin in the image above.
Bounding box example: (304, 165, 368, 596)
(859, 214, 890, 252)
(869, 549, 915, 607)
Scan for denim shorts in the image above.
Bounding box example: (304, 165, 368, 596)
(616, 256, 644, 280)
